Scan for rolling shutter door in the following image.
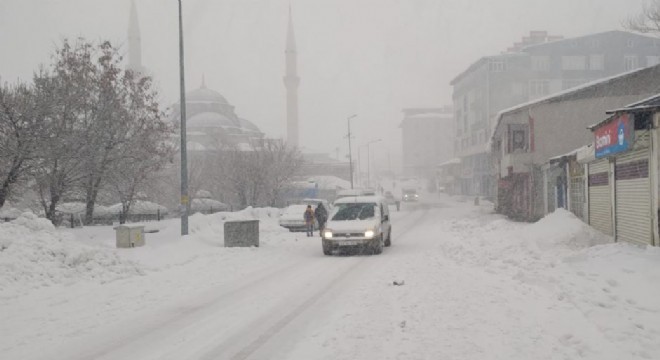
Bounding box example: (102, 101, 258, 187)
(588, 158, 612, 236)
(569, 168, 586, 220)
(614, 146, 652, 246)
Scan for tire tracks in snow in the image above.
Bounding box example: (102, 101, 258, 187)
(50, 207, 427, 360)
(202, 206, 432, 360)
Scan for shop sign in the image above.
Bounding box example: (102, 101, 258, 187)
(594, 114, 634, 158)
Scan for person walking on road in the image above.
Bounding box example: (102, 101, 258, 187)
(303, 205, 315, 237)
(314, 203, 328, 237)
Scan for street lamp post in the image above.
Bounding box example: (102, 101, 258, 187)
(178, 0, 189, 235)
(365, 139, 382, 188)
(346, 114, 357, 189)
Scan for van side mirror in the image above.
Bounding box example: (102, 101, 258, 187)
(383, 215, 389, 222)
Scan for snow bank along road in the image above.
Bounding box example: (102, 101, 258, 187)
(2, 196, 660, 359)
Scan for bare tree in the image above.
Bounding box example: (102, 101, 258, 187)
(32, 40, 97, 223)
(261, 141, 303, 206)
(105, 121, 174, 224)
(0, 83, 43, 208)
(212, 140, 302, 209)
(80, 41, 171, 224)
(626, 0, 660, 34)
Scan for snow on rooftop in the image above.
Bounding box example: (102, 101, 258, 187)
(492, 66, 654, 140)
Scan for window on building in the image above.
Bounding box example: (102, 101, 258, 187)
(627, 39, 635, 48)
(561, 56, 586, 70)
(529, 79, 550, 98)
(507, 124, 528, 153)
(489, 60, 505, 72)
(562, 79, 586, 90)
(647, 56, 660, 67)
(589, 54, 604, 70)
(624, 55, 639, 71)
(531, 56, 550, 71)
(590, 39, 600, 48)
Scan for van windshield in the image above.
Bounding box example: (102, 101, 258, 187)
(331, 203, 377, 221)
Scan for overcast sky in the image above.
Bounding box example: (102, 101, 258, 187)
(0, 0, 649, 171)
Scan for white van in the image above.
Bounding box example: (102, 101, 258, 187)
(321, 195, 392, 255)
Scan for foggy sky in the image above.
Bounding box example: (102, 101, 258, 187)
(0, 0, 648, 171)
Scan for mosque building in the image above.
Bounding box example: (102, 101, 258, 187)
(127, 0, 264, 151)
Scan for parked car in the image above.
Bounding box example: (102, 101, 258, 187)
(402, 188, 419, 202)
(383, 191, 400, 211)
(279, 204, 317, 232)
(321, 195, 392, 255)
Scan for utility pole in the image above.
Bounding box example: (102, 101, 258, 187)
(178, 0, 189, 235)
(347, 114, 357, 189)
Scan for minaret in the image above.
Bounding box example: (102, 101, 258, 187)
(127, 0, 143, 73)
(284, 6, 300, 148)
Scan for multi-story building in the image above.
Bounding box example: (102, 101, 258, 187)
(451, 30, 660, 197)
(400, 107, 454, 181)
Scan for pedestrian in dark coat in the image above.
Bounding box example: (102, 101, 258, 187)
(314, 203, 328, 236)
(303, 205, 315, 237)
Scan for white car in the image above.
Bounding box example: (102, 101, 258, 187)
(279, 204, 316, 232)
(321, 195, 392, 255)
(302, 198, 332, 214)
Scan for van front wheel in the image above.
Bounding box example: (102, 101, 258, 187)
(322, 240, 332, 255)
(372, 234, 383, 255)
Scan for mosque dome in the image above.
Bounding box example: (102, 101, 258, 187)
(238, 118, 263, 135)
(187, 112, 239, 129)
(187, 86, 229, 105)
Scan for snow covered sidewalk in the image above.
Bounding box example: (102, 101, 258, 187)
(285, 203, 660, 360)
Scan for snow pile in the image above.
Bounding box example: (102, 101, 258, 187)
(523, 209, 609, 250)
(10, 212, 55, 232)
(0, 205, 22, 219)
(188, 207, 284, 243)
(0, 213, 143, 299)
(107, 200, 168, 215)
(190, 198, 229, 213)
(56, 202, 111, 216)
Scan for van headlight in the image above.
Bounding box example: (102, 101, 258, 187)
(323, 229, 333, 239)
(364, 230, 375, 238)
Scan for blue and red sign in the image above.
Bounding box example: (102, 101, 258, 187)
(594, 114, 634, 158)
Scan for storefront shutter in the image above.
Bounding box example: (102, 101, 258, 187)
(614, 144, 652, 246)
(569, 162, 586, 220)
(588, 158, 613, 236)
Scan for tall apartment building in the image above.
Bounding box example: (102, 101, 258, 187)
(400, 107, 454, 180)
(451, 30, 660, 197)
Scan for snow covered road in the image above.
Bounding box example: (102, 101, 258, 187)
(2, 197, 660, 359)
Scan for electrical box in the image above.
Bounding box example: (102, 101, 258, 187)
(114, 224, 146, 248)
(224, 220, 259, 247)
